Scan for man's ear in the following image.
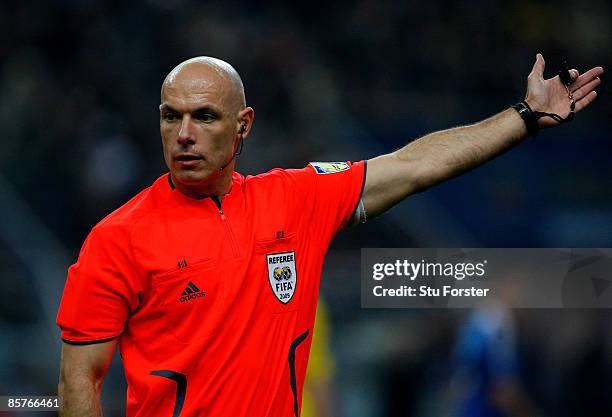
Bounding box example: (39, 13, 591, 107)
(237, 107, 255, 136)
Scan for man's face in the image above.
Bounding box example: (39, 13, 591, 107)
(160, 68, 239, 188)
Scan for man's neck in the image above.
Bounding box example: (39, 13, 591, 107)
(172, 171, 233, 200)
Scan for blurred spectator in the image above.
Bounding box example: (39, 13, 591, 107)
(450, 305, 539, 417)
(302, 298, 337, 417)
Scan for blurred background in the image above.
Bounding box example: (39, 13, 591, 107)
(0, 0, 610, 416)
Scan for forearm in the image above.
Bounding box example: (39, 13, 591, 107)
(58, 341, 117, 417)
(364, 107, 528, 217)
(58, 377, 104, 417)
(395, 107, 527, 192)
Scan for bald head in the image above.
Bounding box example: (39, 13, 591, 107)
(161, 56, 246, 113)
(159, 56, 254, 198)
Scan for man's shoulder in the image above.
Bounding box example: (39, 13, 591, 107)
(243, 161, 362, 190)
(244, 166, 314, 187)
(93, 175, 167, 234)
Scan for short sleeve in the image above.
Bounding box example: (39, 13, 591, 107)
(56, 224, 142, 344)
(284, 160, 366, 239)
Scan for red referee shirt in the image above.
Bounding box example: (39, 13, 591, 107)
(57, 161, 366, 417)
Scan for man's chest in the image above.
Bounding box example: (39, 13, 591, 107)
(125, 203, 317, 343)
(133, 197, 294, 273)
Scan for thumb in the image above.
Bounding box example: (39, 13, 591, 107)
(569, 69, 579, 82)
(531, 53, 545, 78)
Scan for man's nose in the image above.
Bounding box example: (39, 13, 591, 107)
(177, 116, 195, 146)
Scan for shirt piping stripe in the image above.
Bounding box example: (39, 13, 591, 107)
(349, 160, 368, 223)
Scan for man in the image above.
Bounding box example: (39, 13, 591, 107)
(57, 55, 602, 416)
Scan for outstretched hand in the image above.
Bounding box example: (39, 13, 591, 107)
(524, 53, 603, 128)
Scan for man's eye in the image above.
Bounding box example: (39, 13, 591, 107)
(194, 113, 215, 122)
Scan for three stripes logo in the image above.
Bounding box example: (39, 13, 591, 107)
(179, 281, 206, 303)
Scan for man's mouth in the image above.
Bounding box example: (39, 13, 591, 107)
(174, 153, 203, 168)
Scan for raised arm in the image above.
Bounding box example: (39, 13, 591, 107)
(58, 339, 118, 417)
(362, 54, 603, 218)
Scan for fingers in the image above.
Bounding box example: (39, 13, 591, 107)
(573, 66, 604, 89)
(575, 90, 598, 113)
(529, 53, 546, 79)
(572, 77, 601, 101)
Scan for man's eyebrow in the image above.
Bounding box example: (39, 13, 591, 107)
(160, 104, 178, 113)
(159, 104, 221, 114)
(191, 105, 221, 115)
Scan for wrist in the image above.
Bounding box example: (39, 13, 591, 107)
(511, 101, 539, 137)
(523, 98, 538, 113)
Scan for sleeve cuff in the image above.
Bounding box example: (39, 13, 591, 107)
(61, 335, 120, 345)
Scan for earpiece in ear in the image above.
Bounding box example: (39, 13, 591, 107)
(239, 124, 246, 134)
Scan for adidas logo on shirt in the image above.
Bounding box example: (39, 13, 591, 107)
(179, 281, 206, 302)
